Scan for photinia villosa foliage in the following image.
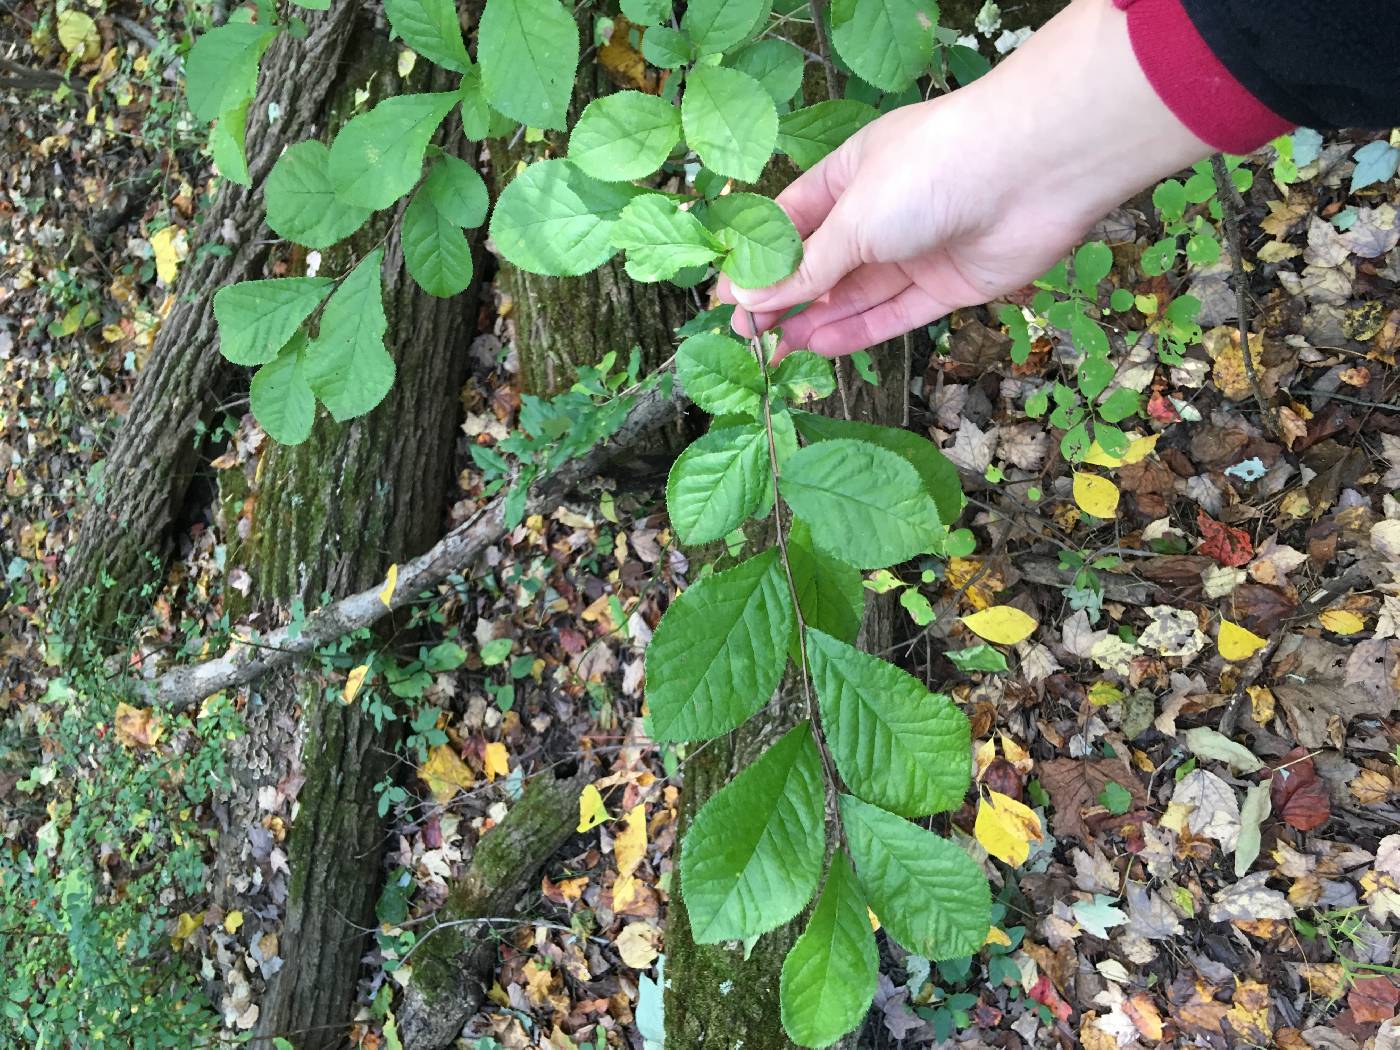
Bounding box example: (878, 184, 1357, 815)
(186, 0, 993, 1038)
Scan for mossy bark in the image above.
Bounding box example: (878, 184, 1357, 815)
(397, 769, 589, 1049)
(207, 32, 486, 1049)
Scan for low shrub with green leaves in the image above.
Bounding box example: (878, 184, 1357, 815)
(186, 0, 1010, 1039)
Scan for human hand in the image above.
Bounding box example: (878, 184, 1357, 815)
(718, 0, 1213, 359)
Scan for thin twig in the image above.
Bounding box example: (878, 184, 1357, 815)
(805, 0, 840, 102)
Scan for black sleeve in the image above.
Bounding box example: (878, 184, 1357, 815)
(1179, 1, 1400, 130)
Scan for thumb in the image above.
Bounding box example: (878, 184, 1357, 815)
(731, 202, 861, 314)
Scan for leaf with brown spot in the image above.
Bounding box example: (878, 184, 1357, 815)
(1347, 975, 1399, 1024)
(1037, 758, 1146, 843)
(1197, 510, 1253, 567)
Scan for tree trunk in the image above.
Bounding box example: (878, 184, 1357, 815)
(63, 1, 362, 623)
(197, 32, 484, 1048)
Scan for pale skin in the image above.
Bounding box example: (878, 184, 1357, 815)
(718, 0, 1216, 359)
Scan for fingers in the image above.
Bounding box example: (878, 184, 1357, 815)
(800, 285, 952, 357)
(774, 264, 910, 349)
(729, 303, 785, 338)
(773, 147, 853, 239)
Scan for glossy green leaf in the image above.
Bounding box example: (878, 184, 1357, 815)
(642, 25, 692, 67)
(328, 92, 459, 211)
(807, 630, 970, 817)
(777, 100, 877, 170)
(780, 439, 942, 568)
(724, 38, 805, 105)
(185, 21, 276, 123)
(490, 159, 641, 276)
(478, 0, 578, 130)
(681, 65, 776, 183)
(421, 153, 489, 227)
(828, 0, 937, 92)
(681, 724, 825, 942)
(770, 350, 835, 404)
(681, 0, 769, 55)
(1073, 240, 1113, 295)
(792, 411, 963, 525)
(250, 334, 316, 445)
(210, 101, 251, 187)
(402, 190, 475, 297)
(788, 519, 864, 648)
(702, 192, 800, 288)
(611, 195, 722, 281)
(675, 331, 763, 415)
(569, 91, 682, 182)
(385, 0, 470, 71)
(666, 421, 769, 544)
(458, 62, 516, 139)
(645, 549, 793, 742)
(840, 794, 991, 960)
(265, 140, 373, 249)
(780, 851, 878, 1048)
(302, 249, 395, 420)
(214, 276, 333, 366)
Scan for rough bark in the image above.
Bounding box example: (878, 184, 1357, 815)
(194, 30, 484, 1048)
(494, 62, 690, 397)
(398, 769, 590, 1049)
(63, 1, 362, 622)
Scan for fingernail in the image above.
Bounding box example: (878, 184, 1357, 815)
(731, 286, 769, 310)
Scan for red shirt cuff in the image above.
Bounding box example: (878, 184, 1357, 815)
(1113, 0, 1294, 154)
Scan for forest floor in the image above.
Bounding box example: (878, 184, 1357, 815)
(3, 5, 1400, 1049)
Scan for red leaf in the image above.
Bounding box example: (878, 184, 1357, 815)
(1197, 510, 1254, 567)
(1029, 974, 1073, 1022)
(1270, 747, 1331, 831)
(1347, 975, 1399, 1024)
(1147, 391, 1181, 424)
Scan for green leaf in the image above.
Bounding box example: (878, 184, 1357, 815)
(780, 851, 878, 1048)
(424, 640, 470, 671)
(302, 249, 395, 420)
(421, 153, 489, 227)
(328, 92, 459, 211)
(185, 21, 276, 123)
(214, 276, 333, 366)
(829, 0, 937, 92)
(645, 549, 793, 742)
(702, 192, 800, 288)
(665, 421, 769, 544)
(568, 91, 682, 182)
(780, 438, 942, 568)
(478, 0, 578, 130)
(771, 351, 836, 404)
(490, 159, 641, 276)
(402, 190, 475, 297)
(945, 644, 1007, 673)
(807, 630, 970, 817)
(681, 723, 825, 942)
(1097, 781, 1132, 815)
(250, 335, 316, 445)
(792, 411, 963, 525)
(1073, 241, 1113, 295)
(621, 0, 670, 23)
(788, 519, 864, 648)
(840, 794, 990, 960)
(681, 0, 769, 55)
(385, 0, 470, 71)
(724, 38, 804, 105)
(641, 25, 692, 67)
(681, 65, 776, 183)
(1152, 178, 1187, 220)
(611, 194, 722, 281)
(777, 100, 877, 171)
(210, 101, 251, 187)
(1097, 386, 1139, 424)
(458, 62, 516, 139)
(265, 140, 373, 249)
(675, 331, 763, 415)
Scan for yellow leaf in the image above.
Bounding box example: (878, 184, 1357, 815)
(984, 926, 1012, 948)
(396, 47, 417, 76)
(482, 741, 510, 781)
(149, 225, 185, 285)
(1088, 681, 1124, 705)
(1218, 618, 1267, 661)
(224, 910, 244, 934)
(974, 790, 1043, 867)
(867, 908, 880, 932)
(962, 605, 1037, 646)
(171, 910, 204, 949)
(615, 922, 660, 968)
(57, 9, 99, 60)
(419, 744, 474, 803)
(973, 737, 997, 779)
(114, 702, 163, 749)
(378, 563, 398, 607)
(343, 664, 369, 703)
(612, 804, 648, 909)
(1073, 472, 1120, 519)
(1319, 609, 1365, 635)
(577, 784, 609, 832)
(1082, 433, 1158, 468)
